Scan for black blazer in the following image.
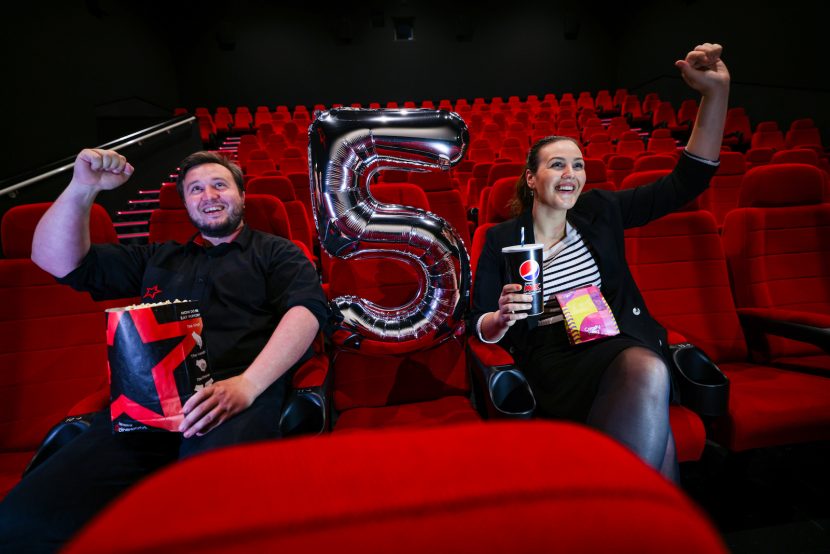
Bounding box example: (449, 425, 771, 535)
(471, 153, 718, 364)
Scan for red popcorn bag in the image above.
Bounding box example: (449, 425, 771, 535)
(106, 300, 212, 433)
(555, 285, 620, 346)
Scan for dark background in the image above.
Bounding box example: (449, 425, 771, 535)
(2, 0, 827, 180)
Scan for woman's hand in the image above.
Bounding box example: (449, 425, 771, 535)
(675, 43, 730, 98)
(496, 283, 533, 328)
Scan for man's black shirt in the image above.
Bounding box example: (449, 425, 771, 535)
(58, 226, 329, 379)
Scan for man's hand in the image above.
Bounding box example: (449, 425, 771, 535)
(71, 148, 134, 192)
(178, 375, 259, 438)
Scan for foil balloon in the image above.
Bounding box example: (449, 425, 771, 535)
(309, 108, 470, 350)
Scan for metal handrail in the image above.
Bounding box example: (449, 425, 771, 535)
(0, 115, 196, 198)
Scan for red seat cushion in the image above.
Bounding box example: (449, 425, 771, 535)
(64, 421, 727, 553)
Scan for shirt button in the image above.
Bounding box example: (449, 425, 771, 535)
(632, 307, 641, 316)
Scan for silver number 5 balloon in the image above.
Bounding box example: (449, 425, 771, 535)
(309, 108, 470, 351)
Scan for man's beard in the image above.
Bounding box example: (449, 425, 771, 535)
(190, 202, 245, 238)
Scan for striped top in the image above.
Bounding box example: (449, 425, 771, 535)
(538, 222, 602, 326)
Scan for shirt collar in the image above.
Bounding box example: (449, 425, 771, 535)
(186, 224, 252, 253)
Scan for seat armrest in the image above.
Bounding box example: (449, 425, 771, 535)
(738, 308, 830, 353)
(23, 413, 97, 478)
(467, 337, 535, 419)
(279, 353, 331, 437)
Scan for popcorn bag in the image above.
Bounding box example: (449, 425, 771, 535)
(555, 285, 620, 346)
(106, 300, 212, 433)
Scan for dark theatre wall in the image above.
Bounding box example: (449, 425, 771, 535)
(1, 0, 826, 180)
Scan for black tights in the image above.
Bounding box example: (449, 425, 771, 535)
(587, 347, 678, 482)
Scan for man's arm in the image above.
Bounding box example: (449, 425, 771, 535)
(179, 305, 320, 438)
(32, 149, 134, 277)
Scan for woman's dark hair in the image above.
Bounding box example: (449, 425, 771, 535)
(509, 135, 582, 215)
(175, 151, 245, 198)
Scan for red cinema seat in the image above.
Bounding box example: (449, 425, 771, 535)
(616, 131, 646, 157)
(744, 147, 774, 170)
(286, 172, 313, 222)
(247, 176, 315, 255)
(606, 155, 635, 188)
(751, 121, 786, 151)
(647, 128, 678, 154)
(585, 132, 613, 160)
(721, 163, 830, 374)
(785, 118, 823, 150)
(699, 151, 747, 226)
(677, 99, 699, 128)
(486, 161, 523, 189)
(619, 169, 701, 211)
(0, 203, 135, 499)
(633, 154, 677, 173)
(626, 209, 830, 452)
(722, 108, 752, 150)
(467, 222, 705, 461)
(149, 184, 197, 244)
(323, 182, 480, 431)
(467, 139, 496, 163)
(583, 158, 615, 192)
(466, 162, 494, 210)
(64, 421, 727, 554)
(279, 147, 308, 175)
(407, 171, 471, 246)
(594, 89, 613, 114)
(483, 177, 517, 224)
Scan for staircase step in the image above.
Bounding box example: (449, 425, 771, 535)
(117, 208, 155, 216)
(113, 220, 149, 228)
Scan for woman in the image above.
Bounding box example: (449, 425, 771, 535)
(471, 44, 730, 481)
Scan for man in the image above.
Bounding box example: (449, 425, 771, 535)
(0, 148, 328, 552)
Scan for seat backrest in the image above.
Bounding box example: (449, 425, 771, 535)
(785, 119, 823, 148)
(722, 163, 830, 360)
(279, 148, 308, 174)
(486, 162, 524, 188)
(331, 336, 470, 414)
(0, 203, 135, 453)
(466, 162, 495, 209)
(625, 210, 748, 362)
(616, 132, 644, 156)
(583, 158, 615, 192)
(286, 172, 313, 220)
(751, 122, 785, 150)
(248, 175, 297, 201)
(606, 155, 635, 187)
(244, 194, 292, 239)
(371, 182, 430, 210)
(770, 148, 820, 167)
(619, 169, 701, 211)
(699, 151, 746, 225)
(633, 155, 676, 173)
(2, 203, 118, 259)
(485, 177, 518, 224)
(404, 175, 470, 246)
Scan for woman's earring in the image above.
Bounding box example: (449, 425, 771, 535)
(529, 189, 534, 197)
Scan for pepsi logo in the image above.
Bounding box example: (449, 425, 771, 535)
(519, 259, 540, 282)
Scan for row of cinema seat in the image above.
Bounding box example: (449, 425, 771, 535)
(187, 88, 696, 144)
(465, 150, 829, 231)
(0, 198, 731, 552)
